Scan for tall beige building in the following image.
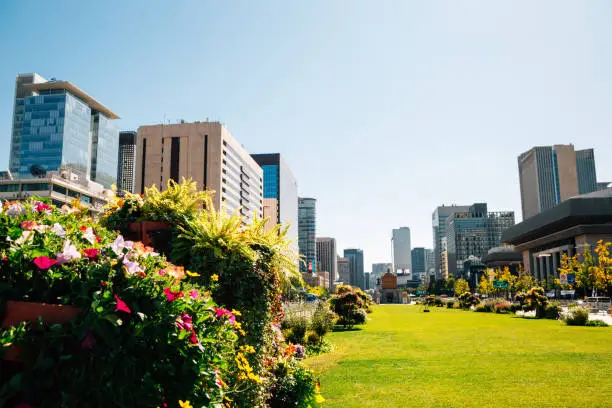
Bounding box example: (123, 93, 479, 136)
(518, 144, 597, 219)
(337, 256, 350, 284)
(135, 122, 263, 222)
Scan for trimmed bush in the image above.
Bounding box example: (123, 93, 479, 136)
(585, 319, 609, 327)
(329, 285, 370, 328)
(434, 297, 444, 307)
(545, 302, 562, 320)
(446, 300, 455, 309)
(509, 303, 522, 313)
(282, 313, 310, 344)
(563, 307, 589, 326)
(458, 292, 479, 309)
(304, 330, 321, 345)
(474, 303, 493, 313)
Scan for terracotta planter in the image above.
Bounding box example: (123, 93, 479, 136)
(127, 221, 171, 246)
(1, 300, 80, 362)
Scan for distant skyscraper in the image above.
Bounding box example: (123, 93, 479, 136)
(425, 248, 434, 276)
(298, 197, 317, 273)
(432, 205, 471, 280)
(411, 248, 426, 281)
(9, 73, 119, 188)
(337, 256, 350, 284)
(117, 131, 136, 195)
(316, 237, 337, 286)
(392, 227, 412, 274)
(518, 144, 598, 219)
(364, 272, 371, 290)
(135, 122, 263, 223)
(344, 248, 365, 289)
(372, 262, 393, 277)
(445, 203, 515, 278)
(597, 182, 611, 191)
(251, 153, 298, 246)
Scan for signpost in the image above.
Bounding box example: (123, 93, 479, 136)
(567, 274, 576, 285)
(416, 290, 427, 296)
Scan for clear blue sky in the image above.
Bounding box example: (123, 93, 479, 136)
(2, 1, 612, 270)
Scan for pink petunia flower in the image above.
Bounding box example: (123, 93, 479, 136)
(176, 313, 193, 331)
(163, 287, 184, 302)
(20, 220, 38, 230)
(33, 256, 57, 270)
(189, 289, 199, 299)
(36, 202, 52, 213)
(114, 294, 131, 314)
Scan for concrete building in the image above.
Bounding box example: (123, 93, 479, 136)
(411, 247, 426, 281)
(9, 73, 119, 188)
(598, 182, 611, 191)
(302, 272, 330, 289)
(316, 237, 337, 286)
(445, 203, 515, 279)
(344, 248, 365, 289)
(298, 197, 316, 273)
(392, 227, 412, 274)
(337, 256, 350, 284)
(250, 154, 298, 245)
(364, 272, 371, 290)
(432, 205, 471, 279)
(117, 131, 137, 195)
(372, 262, 393, 279)
(425, 248, 434, 277)
(518, 145, 598, 220)
(502, 189, 612, 284)
(135, 122, 263, 223)
(0, 168, 111, 214)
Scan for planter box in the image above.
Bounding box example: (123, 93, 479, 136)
(1, 301, 80, 362)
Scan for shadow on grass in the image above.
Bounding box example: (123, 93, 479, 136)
(332, 326, 363, 332)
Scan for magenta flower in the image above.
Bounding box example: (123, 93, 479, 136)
(33, 256, 58, 270)
(189, 289, 199, 299)
(114, 294, 132, 314)
(83, 248, 100, 260)
(176, 313, 193, 331)
(36, 202, 52, 213)
(214, 308, 236, 325)
(20, 220, 38, 230)
(163, 287, 184, 302)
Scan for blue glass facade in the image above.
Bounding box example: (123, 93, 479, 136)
(576, 149, 597, 195)
(262, 165, 279, 198)
(91, 113, 119, 187)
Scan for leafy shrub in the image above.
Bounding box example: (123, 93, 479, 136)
(563, 307, 589, 326)
(310, 301, 337, 338)
(509, 303, 522, 313)
(268, 354, 322, 408)
(304, 330, 321, 345)
(434, 297, 444, 307)
(585, 319, 609, 327)
(545, 302, 562, 320)
(458, 292, 479, 309)
(423, 295, 436, 306)
(453, 302, 461, 309)
(446, 300, 455, 309)
(494, 301, 512, 314)
(282, 312, 310, 344)
(329, 286, 369, 328)
(474, 303, 493, 312)
(522, 287, 549, 318)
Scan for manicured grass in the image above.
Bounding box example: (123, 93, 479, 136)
(306, 305, 612, 408)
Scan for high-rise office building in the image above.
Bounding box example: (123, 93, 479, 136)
(344, 248, 364, 289)
(425, 248, 434, 277)
(135, 122, 263, 223)
(337, 256, 350, 284)
(9, 73, 119, 188)
(117, 131, 136, 195)
(445, 203, 515, 278)
(518, 145, 598, 219)
(372, 262, 393, 278)
(364, 272, 371, 290)
(411, 247, 427, 281)
(298, 197, 316, 273)
(432, 205, 471, 280)
(392, 227, 412, 274)
(316, 237, 337, 285)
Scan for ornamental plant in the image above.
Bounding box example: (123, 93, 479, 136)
(0, 199, 248, 407)
(458, 292, 479, 309)
(522, 286, 549, 318)
(329, 285, 369, 328)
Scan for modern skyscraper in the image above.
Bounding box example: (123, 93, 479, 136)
(344, 248, 365, 289)
(298, 197, 316, 273)
(316, 237, 337, 285)
(392, 227, 412, 274)
(425, 248, 434, 277)
(372, 262, 393, 278)
(432, 205, 471, 280)
(411, 248, 426, 281)
(135, 122, 263, 223)
(518, 144, 598, 219)
(337, 256, 350, 284)
(9, 73, 119, 188)
(117, 131, 137, 195)
(250, 154, 298, 245)
(445, 203, 515, 278)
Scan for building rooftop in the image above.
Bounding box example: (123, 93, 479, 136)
(27, 81, 119, 119)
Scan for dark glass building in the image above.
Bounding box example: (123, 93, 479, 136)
(117, 131, 137, 195)
(298, 197, 317, 273)
(411, 247, 426, 281)
(344, 248, 365, 289)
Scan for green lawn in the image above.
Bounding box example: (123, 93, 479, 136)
(306, 305, 612, 408)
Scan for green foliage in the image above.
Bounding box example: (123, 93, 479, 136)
(304, 330, 321, 345)
(307, 285, 328, 299)
(522, 287, 549, 318)
(434, 297, 444, 307)
(474, 303, 493, 312)
(268, 356, 322, 408)
(545, 302, 562, 320)
(282, 312, 310, 344)
(585, 319, 609, 327)
(329, 286, 370, 328)
(562, 307, 590, 326)
(458, 292, 479, 309)
(493, 301, 512, 314)
(454, 279, 470, 295)
(310, 301, 337, 338)
(446, 300, 455, 309)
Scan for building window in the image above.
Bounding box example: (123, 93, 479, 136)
(170, 137, 180, 183)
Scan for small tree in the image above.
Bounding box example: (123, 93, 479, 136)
(329, 286, 368, 328)
(478, 273, 493, 296)
(593, 240, 612, 296)
(454, 279, 470, 296)
(523, 286, 549, 318)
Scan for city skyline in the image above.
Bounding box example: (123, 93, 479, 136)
(2, 2, 612, 269)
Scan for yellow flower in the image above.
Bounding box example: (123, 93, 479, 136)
(231, 309, 242, 316)
(186, 270, 200, 277)
(179, 401, 193, 408)
(110, 260, 118, 266)
(238, 329, 246, 336)
(211, 274, 219, 282)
